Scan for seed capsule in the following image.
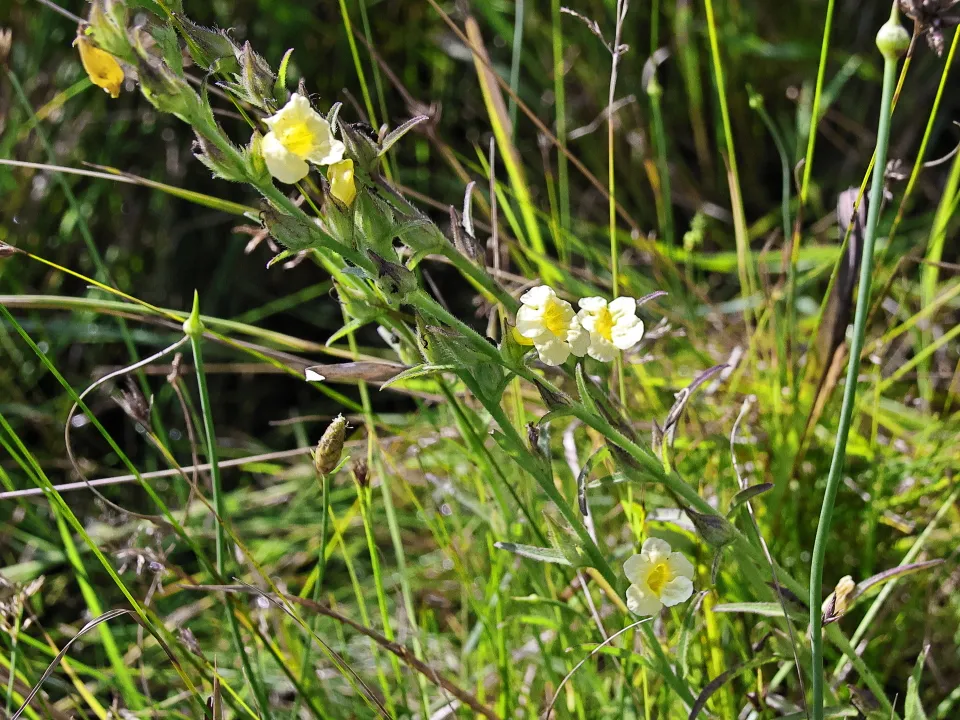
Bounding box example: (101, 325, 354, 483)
(315, 414, 347, 475)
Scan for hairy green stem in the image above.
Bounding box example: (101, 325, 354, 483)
(808, 17, 902, 718)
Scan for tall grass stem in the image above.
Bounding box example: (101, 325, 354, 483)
(808, 10, 904, 716)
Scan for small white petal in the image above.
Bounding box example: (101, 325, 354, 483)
(304, 368, 327, 382)
(626, 584, 663, 616)
(519, 285, 555, 308)
(588, 335, 617, 362)
(659, 576, 694, 607)
(608, 296, 636, 319)
(516, 306, 545, 338)
(306, 135, 345, 165)
(577, 296, 608, 312)
(262, 132, 309, 183)
(641, 537, 672, 562)
(611, 317, 644, 350)
(535, 337, 571, 366)
(667, 552, 696, 580)
(623, 553, 654, 586)
(567, 322, 590, 357)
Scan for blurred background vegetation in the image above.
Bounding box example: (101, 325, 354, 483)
(1, 0, 959, 717)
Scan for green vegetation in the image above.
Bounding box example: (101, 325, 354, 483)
(1, 0, 959, 718)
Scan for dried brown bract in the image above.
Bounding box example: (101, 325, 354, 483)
(899, 0, 960, 55)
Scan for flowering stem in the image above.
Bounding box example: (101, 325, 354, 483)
(808, 9, 903, 718)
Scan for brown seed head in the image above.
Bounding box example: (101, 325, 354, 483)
(315, 414, 347, 476)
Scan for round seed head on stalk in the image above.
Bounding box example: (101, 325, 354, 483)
(315, 414, 348, 476)
(877, 8, 912, 59)
(351, 458, 369, 489)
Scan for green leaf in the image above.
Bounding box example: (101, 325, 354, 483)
(905, 646, 930, 720)
(712, 602, 806, 621)
(726, 482, 775, 517)
(377, 115, 430, 157)
(494, 542, 572, 566)
(851, 559, 943, 605)
(379, 363, 456, 390)
(326, 317, 377, 347)
(274, 48, 294, 102)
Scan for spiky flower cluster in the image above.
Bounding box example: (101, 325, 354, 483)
(514, 286, 646, 366)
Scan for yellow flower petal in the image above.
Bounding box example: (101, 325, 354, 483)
(75, 35, 123, 99)
(327, 159, 357, 206)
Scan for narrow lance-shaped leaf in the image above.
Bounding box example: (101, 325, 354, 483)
(494, 542, 572, 566)
(377, 115, 430, 157)
(726, 482, 775, 517)
(905, 645, 930, 720)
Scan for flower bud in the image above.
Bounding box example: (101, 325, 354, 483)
(876, 12, 910, 60)
(315, 414, 347, 475)
(235, 41, 275, 109)
(0, 242, 18, 258)
(369, 251, 417, 305)
(338, 122, 380, 172)
(821, 574, 856, 625)
(133, 33, 202, 123)
(685, 507, 736, 548)
(174, 15, 239, 73)
(193, 131, 246, 182)
(351, 458, 369, 488)
(327, 159, 357, 206)
(261, 207, 323, 252)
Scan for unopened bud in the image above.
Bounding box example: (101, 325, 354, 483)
(686, 508, 736, 548)
(351, 458, 369, 488)
(193, 131, 245, 182)
(0, 242, 17, 258)
(315, 414, 347, 476)
(369, 251, 417, 305)
(822, 574, 857, 625)
(174, 14, 239, 73)
(133, 33, 202, 123)
(236, 41, 275, 109)
(261, 207, 322, 252)
(876, 10, 910, 60)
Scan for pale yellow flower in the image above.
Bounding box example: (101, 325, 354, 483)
(327, 159, 357, 206)
(75, 35, 123, 99)
(515, 285, 589, 366)
(261, 94, 345, 184)
(623, 538, 694, 616)
(577, 296, 645, 362)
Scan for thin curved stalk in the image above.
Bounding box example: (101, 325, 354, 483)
(808, 15, 903, 719)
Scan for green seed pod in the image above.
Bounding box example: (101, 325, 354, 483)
(315, 414, 348, 476)
(876, 14, 910, 60)
(685, 508, 736, 548)
(182, 291, 204, 338)
(261, 207, 322, 252)
(133, 33, 202, 124)
(174, 14, 239, 73)
(193, 131, 246, 182)
(236, 41, 275, 109)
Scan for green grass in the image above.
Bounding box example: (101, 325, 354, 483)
(2, 0, 960, 718)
